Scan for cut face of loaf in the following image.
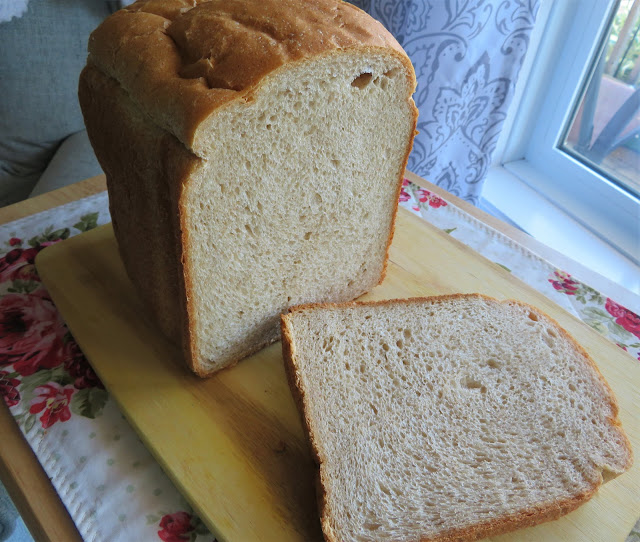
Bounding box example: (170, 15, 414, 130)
(281, 294, 633, 542)
(79, 0, 418, 376)
(185, 54, 415, 374)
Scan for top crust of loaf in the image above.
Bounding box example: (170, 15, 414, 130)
(86, 0, 415, 154)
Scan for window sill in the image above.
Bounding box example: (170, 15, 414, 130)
(481, 164, 640, 301)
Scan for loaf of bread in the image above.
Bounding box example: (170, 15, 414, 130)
(78, 0, 417, 376)
(281, 294, 633, 542)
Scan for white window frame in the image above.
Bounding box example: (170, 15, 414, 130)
(481, 0, 640, 295)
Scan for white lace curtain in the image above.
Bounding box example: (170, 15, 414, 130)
(349, 0, 540, 204)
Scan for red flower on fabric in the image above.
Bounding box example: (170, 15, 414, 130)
(413, 187, 448, 208)
(29, 383, 74, 428)
(8, 238, 22, 246)
(605, 298, 640, 339)
(416, 188, 429, 202)
(157, 512, 194, 541)
(0, 290, 66, 375)
(0, 370, 20, 407)
(429, 192, 447, 207)
(548, 270, 580, 295)
(0, 246, 40, 283)
(64, 340, 103, 390)
(399, 178, 411, 202)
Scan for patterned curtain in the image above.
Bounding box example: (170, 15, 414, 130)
(349, 0, 540, 204)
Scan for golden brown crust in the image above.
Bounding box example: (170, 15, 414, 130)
(79, 65, 196, 353)
(281, 293, 633, 542)
(377, 122, 418, 289)
(418, 486, 594, 542)
(86, 0, 413, 152)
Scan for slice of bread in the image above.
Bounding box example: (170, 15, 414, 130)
(78, 0, 418, 376)
(280, 294, 633, 542)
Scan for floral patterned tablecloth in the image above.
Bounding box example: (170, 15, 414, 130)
(1, 181, 638, 542)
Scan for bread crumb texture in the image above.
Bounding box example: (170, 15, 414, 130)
(185, 52, 415, 371)
(283, 294, 633, 542)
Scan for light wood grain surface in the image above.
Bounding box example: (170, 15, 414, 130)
(0, 172, 635, 541)
(35, 213, 640, 542)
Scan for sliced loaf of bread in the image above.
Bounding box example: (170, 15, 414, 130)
(79, 0, 417, 376)
(280, 294, 633, 542)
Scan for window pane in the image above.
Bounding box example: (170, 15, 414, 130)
(561, 0, 640, 198)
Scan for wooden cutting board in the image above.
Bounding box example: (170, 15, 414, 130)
(35, 208, 639, 542)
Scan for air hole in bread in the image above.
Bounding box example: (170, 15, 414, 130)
(351, 72, 373, 89)
(372, 74, 389, 90)
(462, 377, 486, 392)
(543, 334, 555, 348)
(304, 231, 312, 240)
(378, 482, 391, 496)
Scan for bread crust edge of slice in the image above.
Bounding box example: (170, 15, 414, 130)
(280, 292, 634, 542)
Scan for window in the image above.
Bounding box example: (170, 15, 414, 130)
(562, 0, 640, 199)
(482, 0, 640, 294)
